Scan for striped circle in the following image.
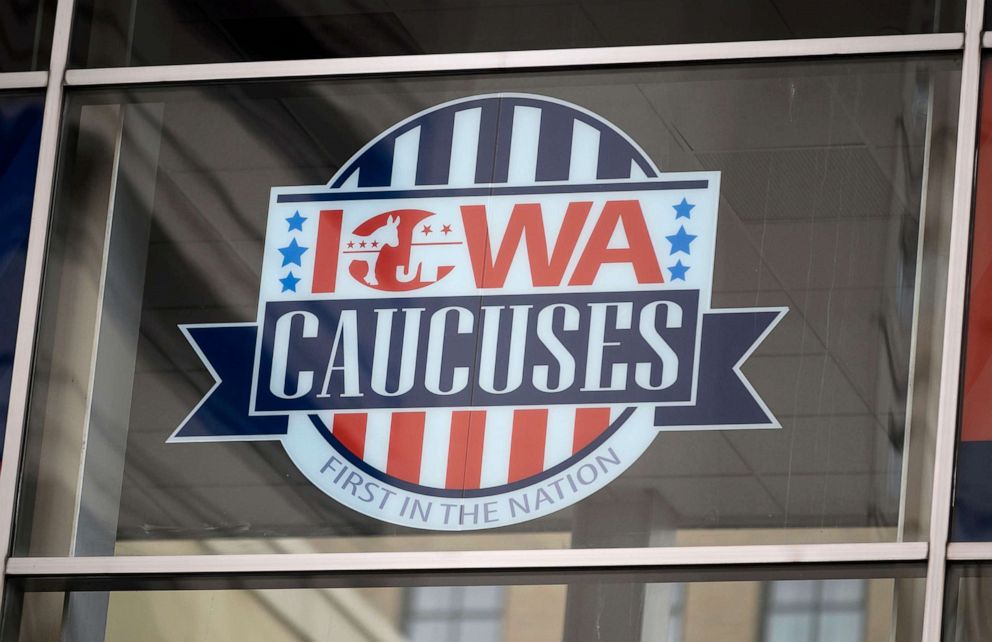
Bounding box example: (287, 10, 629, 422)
(313, 94, 652, 494)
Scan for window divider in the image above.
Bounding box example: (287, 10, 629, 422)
(920, 0, 985, 638)
(0, 0, 75, 610)
(63, 33, 965, 88)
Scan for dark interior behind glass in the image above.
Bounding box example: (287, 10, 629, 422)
(0, 0, 55, 72)
(68, 0, 966, 68)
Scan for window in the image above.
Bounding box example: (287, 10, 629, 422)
(0, 0, 983, 640)
(4, 569, 922, 642)
(67, 0, 966, 68)
(954, 58, 992, 541)
(0, 0, 55, 72)
(405, 586, 505, 642)
(762, 579, 867, 642)
(942, 564, 992, 641)
(13, 56, 960, 558)
(0, 92, 44, 459)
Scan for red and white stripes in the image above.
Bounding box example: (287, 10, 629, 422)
(320, 406, 618, 490)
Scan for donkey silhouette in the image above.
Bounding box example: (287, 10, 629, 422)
(363, 215, 400, 286)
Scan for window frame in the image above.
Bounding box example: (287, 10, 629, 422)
(0, 0, 984, 639)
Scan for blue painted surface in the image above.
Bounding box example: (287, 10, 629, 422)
(0, 95, 43, 460)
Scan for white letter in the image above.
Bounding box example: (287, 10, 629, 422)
(269, 310, 318, 399)
(478, 305, 531, 394)
(581, 302, 632, 391)
(532, 304, 578, 393)
(370, 307, 424, 396)
(635, 301, 682, 390)
(425, 306, 473, 395)
(317, 310, 364, 398)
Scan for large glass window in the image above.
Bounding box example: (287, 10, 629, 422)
(942, 563, 992, 641)
(0, 0, 56, 72)
(67, 0, 966, 69)
(761, 579, 867, 642)
(1, 0, 989, 632)
(0, 92, 44, 462)
(954, 58, 992, 542)
(405, 586, 505, 642)
(3, 567, 926, 641)
(13, 56, 960, 558)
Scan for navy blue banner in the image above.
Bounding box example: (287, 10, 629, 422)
(176, 324, 289, 440)
(654, 310, 781, 428)
(173, 296, 781, 441)
(254, 291, 699, 412)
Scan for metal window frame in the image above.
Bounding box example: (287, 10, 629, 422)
(947, 542, 992, 559)
(920, 0, 985, 638)
(0, 3, 987, 639)
(60, 33, 964, 86)
(0, 73, 46, 90)
(1, 542, 932, 578)
(0, 0, 74, 590)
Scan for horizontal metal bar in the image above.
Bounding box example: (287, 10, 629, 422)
(9, 562, 931, 594)
(6, 542, 928, 577)
(946, 542, 992, 560)
(0, 71, 47, 90)
(64, 33, 964, 87)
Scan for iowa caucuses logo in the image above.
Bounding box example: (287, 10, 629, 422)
(172, 94, 786, 530)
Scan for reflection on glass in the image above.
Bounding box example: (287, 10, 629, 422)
(9, 574, 923, 642)
(954, 59, 992, 542)
(67, 0, 966, 68)
(405, 586, 504, 642)
(944, 564, 992, 641)
(0, 92, 43, 452)
(15, 56, 960, 557)
(0, 0, 55, 72)
(762, 580, 866, 642)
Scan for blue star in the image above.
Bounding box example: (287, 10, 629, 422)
(278, 238, 308, 267)
(665, 226, 697, 255)
(286, 211, 307, 232)
(668, 260, 690, 281)
(279, 272, 301, 292)
(673, 198, 695, 220)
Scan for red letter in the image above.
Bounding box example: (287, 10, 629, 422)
(569, 200, 664, 286)
(461, 201, 591, 287)
(313, 209, 343, 293)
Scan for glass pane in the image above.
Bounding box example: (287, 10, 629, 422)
(68, 0, 966, 69)
(769, 579, 817, 605)
(16, 56, 960, 557)
(765, 614, 814, 642)
(459, 621, 503, 642)
(820, 579, 866, 604)
(943, 564, 992, 641)
(0, 92, 44, 461)
(410, 620, 450, 642)
(0, 0, 56, 72)
(410, 585, 456, 612)
(4, 570, 924, 642)
(955, 58, 992, 542)
(762, 579, 868, 642)
(461, 585, 504, 611)
(817, 613, 864, 641)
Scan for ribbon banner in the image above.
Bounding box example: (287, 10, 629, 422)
(175, 302, 783, 441)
